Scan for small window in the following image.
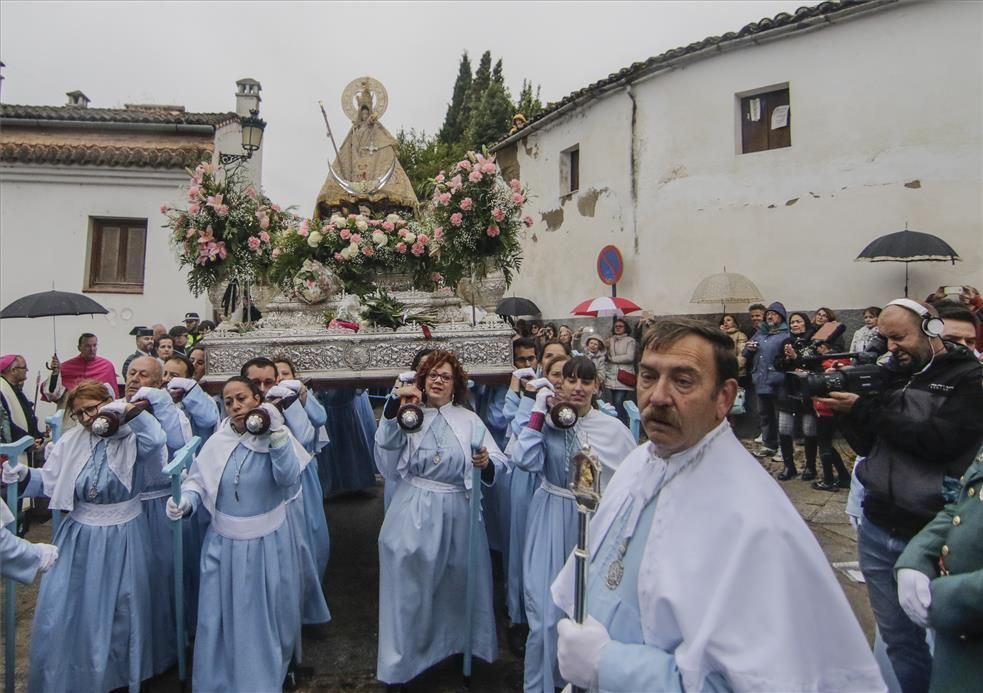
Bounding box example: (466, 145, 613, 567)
(560, 145, 580, 196)
(85, 217, 147, 293)
(740, 87, 790, 154)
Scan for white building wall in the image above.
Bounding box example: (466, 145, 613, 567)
(509, 0, 982, 317)
(0, 165, 210, 415)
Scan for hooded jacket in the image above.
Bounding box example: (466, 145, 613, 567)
(742, 302, 789, 395)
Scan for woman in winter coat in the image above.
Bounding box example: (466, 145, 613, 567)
(720, 314, 748, 378)
(603, 317, 637, 425)
(773, 312, 819, 481)
(742, 302, 789, 456)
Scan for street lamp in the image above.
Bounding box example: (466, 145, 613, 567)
(219, 109, 266, 168)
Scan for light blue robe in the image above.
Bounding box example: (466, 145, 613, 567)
(28, 413, 165, 693)
(317, 388, 377, 496)
(375, 410, 499, 684)
(186, 434, 303, 693)
(0, 525, 41, 583)
(476, 384, 510, 555)
(588, 496, 730, 692)
(506, 392, 536, 625)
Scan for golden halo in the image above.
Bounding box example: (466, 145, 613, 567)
(341, 76, 388, 123)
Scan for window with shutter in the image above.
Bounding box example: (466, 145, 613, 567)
(84, 217, 148, 293)
(739, 87, 791, 154)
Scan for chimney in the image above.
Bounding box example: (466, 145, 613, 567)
(66, 90, 91, 108)
(235, 78, 262, 117)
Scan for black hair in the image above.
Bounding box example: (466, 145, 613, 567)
(512, 337, 537, 356)
(223, 375, 262, 399)
(562, 355, 597, 382)
(863, 306, 882, 318)
(272, 356, 298, 378)
(169, 325, 189, 337)
(748, 303, 767, 313)
(935, 301, 980, 327)
(240, 357, 277, 377)
(77, 332, 96, 347)
(411, 348, 434, 371)
(164, 354, 194, 378)
(198, 320, 216, 332)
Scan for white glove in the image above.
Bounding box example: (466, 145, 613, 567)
(897, 568, 932, 628)
(130, 386, 168, 407)
(166, 377, 197, 394)
(265, 384, 294, 401)
(98, 399, 128, 417)
(278, 379, 303, 394)
(512, 367, 537, 381)
(259, 402, 286, 432)
(2, 460, 29, 484)
(527, 377, 553, 392)
(533, 386, 555, 415)
(597, 400, 618, 417)
(557, 616, 611, 690)
(398, 371, 417, 383)
(166, 496, 192, 521)
(35, 543, 59, 573)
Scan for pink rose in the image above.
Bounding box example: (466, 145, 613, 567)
(468, 170, 482, 183)
(431, 272, 443, 284)
(438, 192, 452, 206)
(259, 231, 270, 243)
(492, 206, 505, 222)
(510, 179, 522, 192)
(457, 160, 472, 171)
(259, 216, 269, 229)
(340, 229, 351, 240)
(435, 173, 446, 183)
(433, 226, 444, 240)
(334, 252, 344, 261)
(481, 161, 496, 174)
(216, 205, 229, 218)
(298, 219, 310, 236)
(244, 186, 258, 199)
(382, 221, 395, 232)
(271, 248, 281, 258)
(416, 233, 429, 244)
(350, 233, 362, 244)
(450, 213, 463, 227)
(271, 204, 281, 212)
(397, 228, 408, 238)
(523, 215, 534, 227)
(448, 175, 463, 192)
(362, 245, 375, 257)
(188, 185, 201, 199)
(411, 243, 425, 256)
(460, 197, 473, 211)
(188, 203, 200, 215)
(160, 203, 169, 214)
(395, 242, 408, 254)
(512, 192, 525, 205)
(486, 224, 500, 237)
(247, 236, 262, 251)
(369, 219, 382, 227)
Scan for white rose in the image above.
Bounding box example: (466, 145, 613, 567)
(330, 215, 347, 228)
(307, 231, 323, 247)
(403, 232, 416, 245)
(355, 219, 369, 232)
(372, 231, 387, 247)
(386, 213, 400, 223)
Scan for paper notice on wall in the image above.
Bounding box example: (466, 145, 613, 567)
(748, 98, 762, 122)
(771, 105, 790, 129)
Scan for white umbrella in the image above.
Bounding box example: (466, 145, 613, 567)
(690, 268, 762, 312)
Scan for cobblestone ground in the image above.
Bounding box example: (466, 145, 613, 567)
(2, 438, 874, 692)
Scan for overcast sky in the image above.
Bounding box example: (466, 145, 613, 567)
(1, 0, 806, 210)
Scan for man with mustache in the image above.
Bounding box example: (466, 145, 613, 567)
(551, 318, 885, 692)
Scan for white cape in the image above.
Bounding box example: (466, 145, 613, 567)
(552, 421, 885, 692)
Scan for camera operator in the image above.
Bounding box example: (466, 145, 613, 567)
(816, 298, 983, 693)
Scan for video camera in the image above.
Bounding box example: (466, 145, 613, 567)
(785, 351, 884, 400)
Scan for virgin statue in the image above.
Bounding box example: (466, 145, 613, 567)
(315, 76, 418, 217)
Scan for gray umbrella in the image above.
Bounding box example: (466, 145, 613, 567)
(855, 227, 961, 297)
(690, 269, 763, 313)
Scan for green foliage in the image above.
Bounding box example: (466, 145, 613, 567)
(516, 80, 544, 121)
(360, 289, 437, 330)
(438, 52, 472, 145)
(395, 129, 462, 202)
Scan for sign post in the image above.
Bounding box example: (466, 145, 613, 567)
(596, 245, 624, 298)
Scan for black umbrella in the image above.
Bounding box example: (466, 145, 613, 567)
(855, 227, 961, 297)
(0, 289, 109, 355)
(496, 296, 540, 317)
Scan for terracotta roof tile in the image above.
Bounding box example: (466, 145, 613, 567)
(0, 142, 213, 169)
(0, 103, 236, 127)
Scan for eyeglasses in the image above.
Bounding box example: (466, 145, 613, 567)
(72, 404, 104, 419)
(427, 372, 453, 383)
(8, 365, 27, 372)
(514, 355, 536, 365)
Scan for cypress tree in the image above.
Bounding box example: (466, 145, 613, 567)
(438, 52, 472, 146)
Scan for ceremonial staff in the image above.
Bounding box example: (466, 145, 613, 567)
(3, 435, 35, 693)
(163, 435, 202, 685)
(462, 423, 488, 687)
(568, 439, 602, 693)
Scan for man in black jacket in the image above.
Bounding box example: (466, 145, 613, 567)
(817, 298, 983, 693)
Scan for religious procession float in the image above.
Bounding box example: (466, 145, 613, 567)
(162, 76, 532, 386)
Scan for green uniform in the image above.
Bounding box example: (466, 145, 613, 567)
(895, 447, 983, 693)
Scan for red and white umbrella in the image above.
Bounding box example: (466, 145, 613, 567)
(571, 296, 642, 317)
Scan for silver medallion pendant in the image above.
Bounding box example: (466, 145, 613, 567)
(433, 452, 442, 466)
(87, 485, 99, 501)
(606, 559, 624, 590)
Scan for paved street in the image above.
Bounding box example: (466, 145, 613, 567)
(3, 438, 874, 692)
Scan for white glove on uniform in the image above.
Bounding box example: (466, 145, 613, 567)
(2, 460, 29, 484)
(166, 377, 197, 394)
(398, 371, 417, 383)
(265, 385, 294, 401)
(131, 386, 168, 407)
(897, 568, 932, 628)
(166, 496, 192, 521)
(557, 616, 611, 690)
(259, 403, 286, 433)
(512, 367, 537, 381)
(35, 543, 59, 574)
(533, 386, 555, 415)
(278, 379, 303, 394)
(98, 399, 128, 417)
(597, 400, 618, 417)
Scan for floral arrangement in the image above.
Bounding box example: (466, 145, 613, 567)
(271, 210, 441, 296)
(162, 162, 296, 296)
(426, 150, 531, 289)
(358, 288, 437, 331)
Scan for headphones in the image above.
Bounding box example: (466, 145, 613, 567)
(886, 298, 945, 338)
